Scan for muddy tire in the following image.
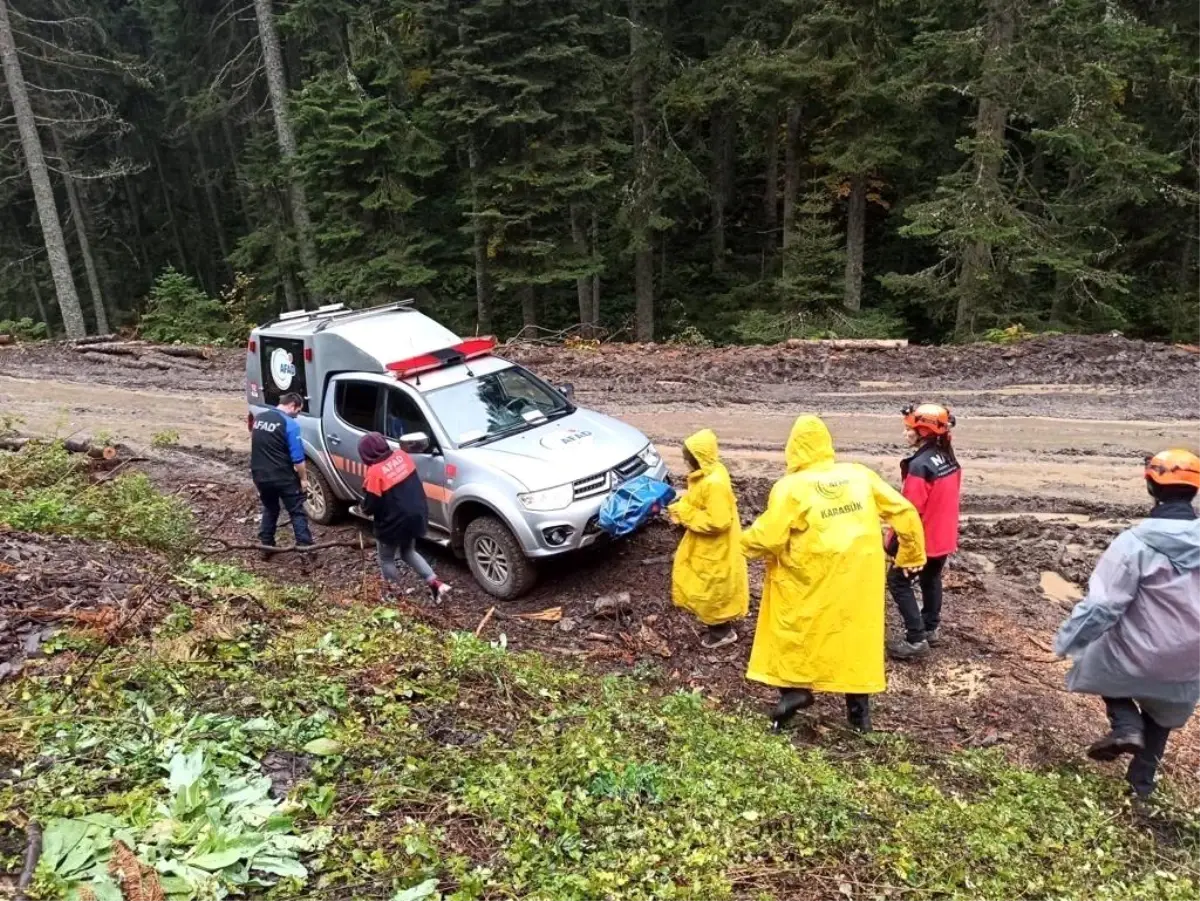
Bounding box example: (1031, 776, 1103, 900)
(304, 465, 344, 525)
(464, 515, 537, 600)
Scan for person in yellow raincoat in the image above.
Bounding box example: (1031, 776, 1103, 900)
(742, 415, 926, 731)
(668, 429, 750, 649)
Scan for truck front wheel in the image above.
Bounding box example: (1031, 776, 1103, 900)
(464, 516, 537, 600)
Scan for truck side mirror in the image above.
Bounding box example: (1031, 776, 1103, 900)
(399, 431, 431, 454)
(558, 382, 575, 400)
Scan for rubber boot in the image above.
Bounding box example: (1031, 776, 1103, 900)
(1087, 728, 1145, 763)
(772, 688, 814, 729)
(846, 694, 872, 733)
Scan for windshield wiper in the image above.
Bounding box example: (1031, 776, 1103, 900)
(459, 412, 561, 448)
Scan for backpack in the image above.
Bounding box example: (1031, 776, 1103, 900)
(598, 475, 676, 538)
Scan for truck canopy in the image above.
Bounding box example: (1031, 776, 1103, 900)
(249, 301, 462, 411)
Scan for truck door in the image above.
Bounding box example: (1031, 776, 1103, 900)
(384, 386, 450, 537)
(259, 335, 309, 411)
(323, 376, 382, 497)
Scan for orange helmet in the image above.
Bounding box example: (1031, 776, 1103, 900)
(1144, 449, 1200, 488)
(902, 403, 955, 437)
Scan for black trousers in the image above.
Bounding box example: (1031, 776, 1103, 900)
(1103, 697, 1172, 797)
(256, 480, 313, 547)
(888, 556, 947, 643)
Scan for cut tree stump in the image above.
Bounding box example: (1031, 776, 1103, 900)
(0, 334, 13, 346)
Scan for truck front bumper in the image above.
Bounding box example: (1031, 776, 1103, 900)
(517, 460, 671, 558)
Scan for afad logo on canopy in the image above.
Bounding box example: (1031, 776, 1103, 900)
(270, 347, 297, 390)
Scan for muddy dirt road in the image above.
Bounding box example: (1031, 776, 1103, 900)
(2, 333, 1196, 511)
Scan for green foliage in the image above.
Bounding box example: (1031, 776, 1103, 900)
(732, 307, 907, 343)
(3, 0, 1195, 344)
(0, 441, 195, 549)
(139, 267, 233, 345)
(981, 324, 1064, 345)
(151, 429, 180, 448)
(4, 595, 1196, 901)
(34, 745, 329, 900)
(0, 316, 48, 341)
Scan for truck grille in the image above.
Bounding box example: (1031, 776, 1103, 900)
(613, 454, 648, 482)
(572, 472, 610, 500)
(572, 454, 648, 501)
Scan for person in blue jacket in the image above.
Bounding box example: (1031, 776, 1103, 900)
(250, 392, 313, 549)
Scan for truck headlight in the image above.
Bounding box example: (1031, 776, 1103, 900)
(518, 483, 574, 512)
(638, 443, 662, 469)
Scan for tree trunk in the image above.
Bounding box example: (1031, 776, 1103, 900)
(123, 174, 150, 271)
(191, 128, 232, 273)
(842, 172, 867, 312)
(281, 267, 301, 312)
(630, 0, 655, 342)
(0, 0, 86, 338)
(781, 103, 802, 265)
(152, 144, 189, 275)
(590, 209, 601, 330)
(955, 0, 1015, 340)
(181, 158, 217, 295)
(763, 106, 779, 246)
(29, 265, 52, 336)
(53, 130, 109, 334)
(255, 0, 319, 286)
(1179, 228, 1196, 293)
(571, 204, 591, 334)
(468, 137, 492, 334)
(710, 104, 733, 272)
(517, 284, 537, 334)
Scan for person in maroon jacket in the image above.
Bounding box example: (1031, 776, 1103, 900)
(886, 403, 962, 659)
(358, 432, 452, 604)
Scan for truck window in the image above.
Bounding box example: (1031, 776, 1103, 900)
(385, 389, 434, 443)
(335, 381, 380, 433)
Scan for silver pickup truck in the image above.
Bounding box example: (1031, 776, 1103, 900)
(245, 301, 668, 599)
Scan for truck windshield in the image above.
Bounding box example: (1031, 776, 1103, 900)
(425, 365, 572, 447)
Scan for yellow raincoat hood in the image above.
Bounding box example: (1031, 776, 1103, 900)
(668, 430, 749, 626)
(785, 415, 835, 473)
(684, 429, 720, 475)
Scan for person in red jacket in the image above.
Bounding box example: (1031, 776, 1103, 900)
(358, 432, 451, 604)
(887, 403, 962, 659)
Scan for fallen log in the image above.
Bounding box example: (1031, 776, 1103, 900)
(78, 349, 171, 370)
(157, 345, 212, 360)
(0, 334, 12, 346)
(15, 819, 42, 901)
(69, 334, 120, 346)
(0, 436, 118, 460)
(72, 342, 140, 356)
(199, 539, 363, 555)
(783, 338, 908, 350)
(146, 352, 205, 371)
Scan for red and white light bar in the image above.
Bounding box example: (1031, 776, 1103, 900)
(386, 336, 497, 378)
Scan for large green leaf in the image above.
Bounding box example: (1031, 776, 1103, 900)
(302, 737, 343, 757)
(392, 879, 441, 901)
(251, 855, 308, 878)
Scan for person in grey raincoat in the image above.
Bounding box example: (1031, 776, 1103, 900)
(1054, 449, 1200, 798)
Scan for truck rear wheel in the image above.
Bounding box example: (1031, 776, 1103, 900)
(304, 466, 344, 525)
(464, 515, 537, 600)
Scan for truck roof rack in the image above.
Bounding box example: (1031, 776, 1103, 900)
(261, 298, 414, 330)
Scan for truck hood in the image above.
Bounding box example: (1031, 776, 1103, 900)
(460, 408, 650, 491)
